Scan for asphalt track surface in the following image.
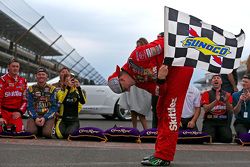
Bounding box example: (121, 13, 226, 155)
(1, 115, 249, 167)
(1, 138, 250, 167)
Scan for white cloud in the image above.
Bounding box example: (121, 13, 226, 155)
(25, 0, 250, 81)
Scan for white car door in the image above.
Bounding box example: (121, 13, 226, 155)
(81, 85, 120, 115)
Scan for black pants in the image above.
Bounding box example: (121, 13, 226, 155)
(151, 95, 158, 128)
(234, 121, 250, 136)
(180, 117, 198, 131)
(202, 119, 232, 143)
(55, 119, 80, 139)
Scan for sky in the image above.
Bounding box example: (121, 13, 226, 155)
(24, 0, 250, 83)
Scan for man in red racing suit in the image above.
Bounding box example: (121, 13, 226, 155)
(108, 36, 193, 166)
(0, 59, 27, 132)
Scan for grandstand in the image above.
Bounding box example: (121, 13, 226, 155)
(0, 0, 106, 85)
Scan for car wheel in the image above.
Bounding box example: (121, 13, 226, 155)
(115, 101, 131, 121)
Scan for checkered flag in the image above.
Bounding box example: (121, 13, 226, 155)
(164, 6, 245, 74)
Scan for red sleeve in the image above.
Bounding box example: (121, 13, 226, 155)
(130, 38, 164, 62)
(201, 91, 209, 106)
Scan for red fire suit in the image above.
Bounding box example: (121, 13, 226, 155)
(122, 37, 193, 161)
(0, 74, 27, 132)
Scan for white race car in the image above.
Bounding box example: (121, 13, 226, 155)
(78, 84, 130, 120)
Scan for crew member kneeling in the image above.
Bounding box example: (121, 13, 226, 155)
(55, 74, 86, 139)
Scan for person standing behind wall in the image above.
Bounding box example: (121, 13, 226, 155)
(0, 58, 27, 132)
(221, 69, 238, 95)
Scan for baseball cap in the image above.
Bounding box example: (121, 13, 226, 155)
(108, 65, 123, 94)
(36, 67, 48, 74)
(243, 73, 250, 80)
(211, 73, 221, 79)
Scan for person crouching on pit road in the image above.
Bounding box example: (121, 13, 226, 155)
(201, 74, 233, 143)
(108, 36, 193, 166)
(0, 58, 27, 132)
(55, 74, 86, 139)
(232, 73, 250, 136)
(26, 68, 58, 138)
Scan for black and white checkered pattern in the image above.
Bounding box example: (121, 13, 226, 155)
(164, 7, 245, 74)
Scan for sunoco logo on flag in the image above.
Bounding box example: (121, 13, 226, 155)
(164, 6, 245, 74)
(182, 37, 231, 57)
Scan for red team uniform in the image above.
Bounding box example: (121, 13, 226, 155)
(110, 37, 193, 161)
(0, 74, 27, 132)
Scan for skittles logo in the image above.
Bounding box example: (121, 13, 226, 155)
(182, 37, 230, 57)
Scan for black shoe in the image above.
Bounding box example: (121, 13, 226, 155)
(141, 157, 171, 166)
(143, 155, 154, 161)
